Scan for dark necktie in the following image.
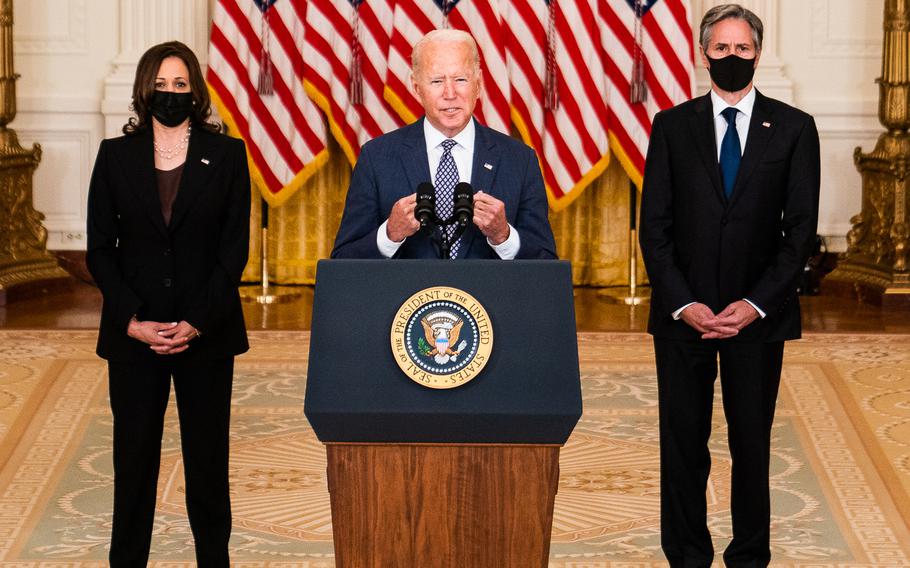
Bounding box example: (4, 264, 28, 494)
(434, 139, 460, 258)
(719, 107, 741, 198)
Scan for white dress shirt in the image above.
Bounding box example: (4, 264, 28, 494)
(672, 87, 765, 321)
(376, 119, 520, 258)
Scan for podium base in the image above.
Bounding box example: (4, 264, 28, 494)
(598, 286, 651, 306)
(326, 443, 559, 568)
(239, 284, 301, 304)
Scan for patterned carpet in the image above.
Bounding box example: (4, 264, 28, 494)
(0, 330, 908, 567)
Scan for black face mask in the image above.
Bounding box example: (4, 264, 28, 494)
(706, 55, 756, 93)
(150, 91, 194, 127)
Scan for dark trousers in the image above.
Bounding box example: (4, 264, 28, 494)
(107, 357, 234, 568)
(654, 338, 784, 568)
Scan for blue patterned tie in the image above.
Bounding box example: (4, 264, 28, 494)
(719, 107, 741, 198)
(434, 139, 460, 258)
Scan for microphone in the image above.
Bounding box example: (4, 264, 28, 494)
(414, 182, 436, 229)
(453, 182, 474, 227)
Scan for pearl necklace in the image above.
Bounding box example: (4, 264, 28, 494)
(153, 125, 191, 160)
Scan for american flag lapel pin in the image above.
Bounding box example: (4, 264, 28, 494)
(762, 122, 771, 128)
(201, 158, 210, 165)
(484, 163, 493, 170)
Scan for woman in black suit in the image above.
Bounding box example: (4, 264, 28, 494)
(86, 41, 250, 567)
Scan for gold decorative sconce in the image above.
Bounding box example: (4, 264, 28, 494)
(828, 0, 910, 306)
(0, 0, 67, 305)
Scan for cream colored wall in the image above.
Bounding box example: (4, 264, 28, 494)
(10, 0, 209, 251)
(12, 0, 118, 250)
(779, 0, 882, 252)
(10, 0, 887, 252)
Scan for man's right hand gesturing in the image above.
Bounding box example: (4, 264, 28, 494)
(386, 193, 420, 242)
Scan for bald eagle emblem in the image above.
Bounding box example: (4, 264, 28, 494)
(391, 287, 493, 389)
(419, 310, 469, 365)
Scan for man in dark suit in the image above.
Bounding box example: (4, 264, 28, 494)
(332, 29, 556, 260)
(639, 4, 820, 566)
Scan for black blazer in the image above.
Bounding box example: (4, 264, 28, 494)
(331, 118, 557, 259)
(87, 125, 251, 362)
(639, 90, 820, 342)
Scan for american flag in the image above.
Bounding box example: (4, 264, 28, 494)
(207, 0, 694, 209)
(505, 0, 693, 210)
(599, 0, 695, 187)
(207, 0, 328, 206)
(302, 0, 403, 163)
(384, 0, 512, 134)
(504, 0, 612, 211)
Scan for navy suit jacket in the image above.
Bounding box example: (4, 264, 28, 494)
(331, 118, 557, 259)
(639, 90, 820, 342)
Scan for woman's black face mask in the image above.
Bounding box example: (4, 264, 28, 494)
(150, 91, 194, 127)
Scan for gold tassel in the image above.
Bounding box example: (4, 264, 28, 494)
(442, 0, 452, 29)
(258, 2, 274, 96)
(545, 0, 559, 110)
(350, 1, 363, 105)
(630, 0, 647, 104)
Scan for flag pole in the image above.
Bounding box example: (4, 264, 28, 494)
(599, 180, 650, 305)
(236, 0, 298, 305)
(241, 197, 300, 304)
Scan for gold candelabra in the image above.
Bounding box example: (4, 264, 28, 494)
(0, 0, 67, 305)
(828, 0, 910, 306)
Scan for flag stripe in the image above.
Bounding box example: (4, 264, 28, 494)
(556, 0, 610, 140)
(206, 69, 285, 191)
(304, 0, 403, 161)
(208, 0, 328, 205)
(210, 24, 305, 174)
(447, 2, 511, 132)
(599, 0, 674, 113)
(218, 1, 322, 156)
(642, 13, 692, 98)
(210, 28, 298, 174)
(222, 0, 324, 156)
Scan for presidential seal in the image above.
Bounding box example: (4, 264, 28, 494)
(391, 286, 493, 389)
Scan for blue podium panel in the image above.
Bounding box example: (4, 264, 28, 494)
(304, 260, 582, 444)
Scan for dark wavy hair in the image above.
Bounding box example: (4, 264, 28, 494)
(123, 41, 220, 135)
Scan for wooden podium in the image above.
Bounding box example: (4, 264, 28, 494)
(326, 444, 559, 567)
(305, 260, 581, 567)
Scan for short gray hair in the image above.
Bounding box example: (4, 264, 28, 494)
(699, 4, 763, 52)
(410, 29, 481, 78)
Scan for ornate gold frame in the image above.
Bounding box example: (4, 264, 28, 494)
(0, 0, 67, 305)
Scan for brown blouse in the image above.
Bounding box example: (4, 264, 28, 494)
(156, 163, 184, 226)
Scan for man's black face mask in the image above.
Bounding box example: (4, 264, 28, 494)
(706, 54, 756, 93)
